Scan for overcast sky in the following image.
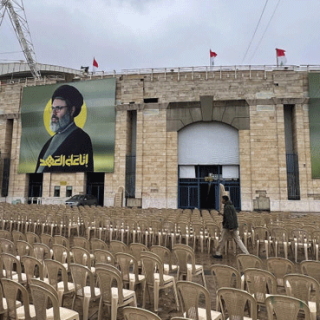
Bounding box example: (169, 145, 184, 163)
(1, 0, 319, 72)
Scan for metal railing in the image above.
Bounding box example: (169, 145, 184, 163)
(2, 64, 320, 85)
(84, 64, 320, 80)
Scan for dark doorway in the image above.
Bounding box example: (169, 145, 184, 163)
(86, 172, 104, 206)
(200, 182, 216, 209)
(28, 174, 43, 203)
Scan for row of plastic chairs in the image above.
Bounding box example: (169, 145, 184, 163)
(123, 279, 316, 320)
(1, 234, 209, 314)
(248, 225, 320, 262)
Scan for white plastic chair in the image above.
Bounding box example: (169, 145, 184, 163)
(265, 295, 311, 320)
(217, 287, 258, 320)
(141, 251, 179, 312)
(70, 263, 101, 320)
(95, 264, 137, 320)
(284, 274, 320, 320)
(173, 244, 206, 287)
(1, 278, 35, 320)
(45, 259, 75, 307)
(30, 279, 79, 320)
(177, 281, 222, 320)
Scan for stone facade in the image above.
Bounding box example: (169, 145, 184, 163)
(0, 68, 319, 211)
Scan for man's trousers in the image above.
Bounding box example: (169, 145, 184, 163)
(216, 228, 249, 255)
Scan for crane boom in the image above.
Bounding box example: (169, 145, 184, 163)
(1, 0, 40, 79)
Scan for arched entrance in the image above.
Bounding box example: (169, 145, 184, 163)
(178, 122, 240, 210)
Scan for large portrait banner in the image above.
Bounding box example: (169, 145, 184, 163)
(18, 78, 116, 173)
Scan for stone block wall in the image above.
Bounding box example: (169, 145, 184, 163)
(0, 69, 319, 211)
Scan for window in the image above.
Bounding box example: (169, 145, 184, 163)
(66, 186, 72, 198)
(143, 98, 158, 103)
(54, 186, 60, 197)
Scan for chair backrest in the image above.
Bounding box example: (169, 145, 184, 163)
(243, 268, 277, 304)
(115, 252, 139, 284)
(210, 264, 241, 290)
(12, 230, 26, 244)
(0, 239, 15, 255)
(236, 253, 262, 272)
(206, 223, 221, 238)
(41, 233, 53, 248)
(16, 240, 34, 257)
(52, 244, 71, 266)
(312, 230, 320, 243)
(71, 246, 91, 267)
(176, 281, 212, 320)
(21, 256, 44, 283)
(95, 264, 125, 305)
(94, 249, 115, 265)
(141, 252, 164, 286)
(162, 221, 175, 233)
(25, 232, 40, 245)
(217, 287, 257, 320)
(284, 274, 320, 308)
(91, 238, 108, 251)
(45, 259, 69, 291)
(30, 282, 60, 320)
(271, 227, 289, 241)
(130, 243, 148, 262)
(150, 219, 162, 232)
(265, 295, 311, 320)
(123, 306, 162, 320)
(177, 222, 190, 236)
(1, 252, 23, 281)
(150, 245, 172, 266)
(301, 260, 320, 283)
(1, 278, 31, 320)
(33, 243, 51, 262)
(0, 230, 11, 240)
(253, 226, 270, 240)
(192, 223, 203, 236)
(53, 235, 70, 249)
(172, 244, 196, 274)
(267, 257, 295, 286)
(73, 236, 90, 251)
(70, 263, 97, 299)
(109, 240, 128, 254)
(292, 229, 310, 242)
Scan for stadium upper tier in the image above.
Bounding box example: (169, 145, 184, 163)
(0, 62, 82, 79)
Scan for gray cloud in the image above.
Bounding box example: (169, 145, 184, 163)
(1, 0, 320, 71)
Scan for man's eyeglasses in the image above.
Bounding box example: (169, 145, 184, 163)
(51, 106, 67, 112)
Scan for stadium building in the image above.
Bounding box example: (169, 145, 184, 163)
(0, 62, 320, 212)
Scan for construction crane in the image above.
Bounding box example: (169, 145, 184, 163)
(0, 0, 41, 79)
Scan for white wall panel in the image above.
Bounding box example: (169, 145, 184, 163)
(179, 165, 196, 178)
(222, 165, 239, 179)
(178, 122, 239, 165)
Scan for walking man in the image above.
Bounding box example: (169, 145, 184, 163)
(213, 195, 249, 258)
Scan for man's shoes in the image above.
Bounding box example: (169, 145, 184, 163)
(213, 254, 223, 259)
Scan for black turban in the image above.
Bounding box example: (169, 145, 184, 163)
(52, 85, 83, 117)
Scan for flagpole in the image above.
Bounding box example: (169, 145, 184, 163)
(276, 49, 278, 67)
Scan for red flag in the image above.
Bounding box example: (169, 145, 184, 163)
(210, 50, 217, 66)
(210, 50, 217, 58)
(275, 48, 287, 66)
(93, 58, 98, 68)
(276, 48, 285, 57)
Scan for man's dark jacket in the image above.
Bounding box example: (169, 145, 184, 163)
(222, 200, 238, 230)
(35, 127, 94, 172)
